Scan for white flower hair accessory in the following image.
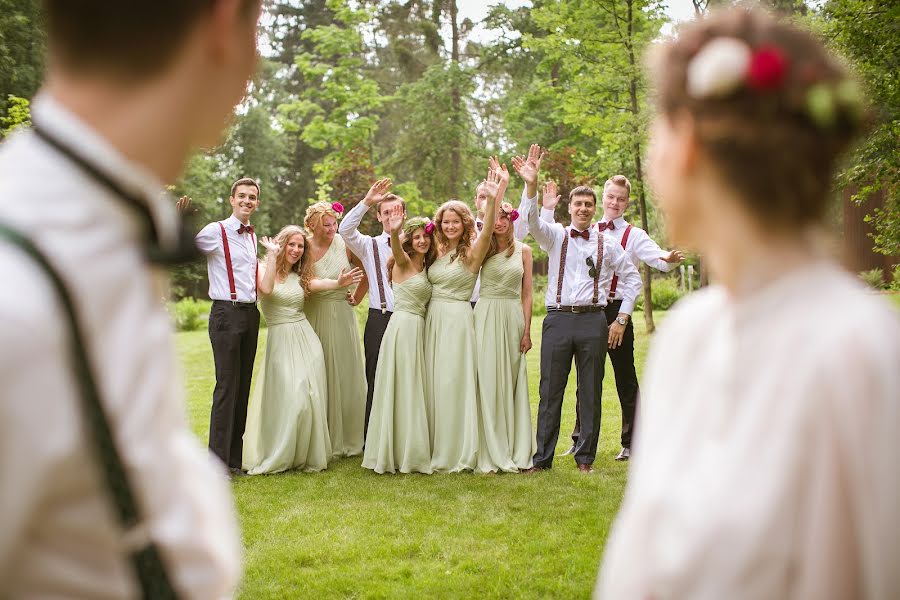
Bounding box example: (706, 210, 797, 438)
(687, 37, 752, 99)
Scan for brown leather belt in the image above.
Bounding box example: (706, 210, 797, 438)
(546, 305, 605, 313)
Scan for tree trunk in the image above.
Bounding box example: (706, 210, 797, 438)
(626, 0, 656, 333)
(449, 0, 462, 197)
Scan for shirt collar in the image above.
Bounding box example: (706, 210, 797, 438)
(601, 216, 628, 228)
(224, 215, 246, 231)
(31, 94, 179, 248)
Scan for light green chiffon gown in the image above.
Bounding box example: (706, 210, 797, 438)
(242, 273, 332, 474)
(425, 252, 480, 473)
(362, 270, 433, 474)
(474, 241, 535, 473)
(305, 234, 367, 458)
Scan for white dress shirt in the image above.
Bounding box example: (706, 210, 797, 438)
(598, 216, 678, 273)
(338, 202, 394, 312)
(196, 215, 259, 303)
(471, 187, 532, 302)
(598, 263, 900, 600)
(0, 95, 241, 599)
(524, 194, 640, 313)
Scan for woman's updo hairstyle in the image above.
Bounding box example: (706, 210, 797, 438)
(650, 7, 869, 228)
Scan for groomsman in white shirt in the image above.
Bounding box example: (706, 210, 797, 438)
(339, 179, 406, 436)
(0, 0, 259, 596)
(523, 182, 641, 473)
(553, 175, 683, 461)
(190, 177, 262, 475)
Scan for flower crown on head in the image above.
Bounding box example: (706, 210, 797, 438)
(403, 216, 434, 237)
(686, 37, 864, 130)
(499, 201, 520, 222)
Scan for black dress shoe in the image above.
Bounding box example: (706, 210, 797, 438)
(577, 463, 594, 474)
(615, 447, 631, 461)
(229, 467, 247, 477)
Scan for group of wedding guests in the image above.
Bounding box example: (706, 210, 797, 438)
(192, 137, 685, 477)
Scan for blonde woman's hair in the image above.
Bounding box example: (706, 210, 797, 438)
(303, 201, 340, 234)
(268, 224, 314, 293)
(433, 200, 476, 264)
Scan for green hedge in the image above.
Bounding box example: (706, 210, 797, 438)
(167, 298, 211, 332)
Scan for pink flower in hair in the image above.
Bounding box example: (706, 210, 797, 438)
(424, 222, 436, 236)
(510, 209, 520, 222)
(747, 46, 788, 91)
(331, 202, 345, 214)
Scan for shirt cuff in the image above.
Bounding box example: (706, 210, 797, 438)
(618, 299, 636, 316)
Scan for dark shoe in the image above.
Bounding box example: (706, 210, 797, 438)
(615, 447, 631, 461)
(561, 444, 576, 456)
(229, 467, 247, 478)
(577, 463, 594, 474)
(522, 466, 547, 474)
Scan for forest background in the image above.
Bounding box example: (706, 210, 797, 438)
(2, 0, 897, 331)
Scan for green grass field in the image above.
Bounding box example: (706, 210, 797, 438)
(176, 312, 658, 599)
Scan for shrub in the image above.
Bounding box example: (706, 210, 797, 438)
(891, 264, 900, 292)
(858, 268, 885, 290)
(635, 277, 684, 312)
(168, 297, 211, 332)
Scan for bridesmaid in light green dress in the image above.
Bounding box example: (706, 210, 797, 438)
(363, 210, 437, 474)
(303, 202, 369, 458)
(474, 202, 536, 473)
(243, 225, 364, 474)
(426, 158, 510, 473)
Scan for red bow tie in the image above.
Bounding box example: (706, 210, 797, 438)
(598, 221, 615, 231)
(570, 228, 590, 240)
(476, 221, 484, 231)
(238, 224, 255, 235)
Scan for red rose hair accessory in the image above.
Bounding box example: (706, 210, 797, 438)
(331, 202, 345, 214)
(747, 46, 788, 91)
(509, 209, 520, 222)
(424, 222, 436, 236)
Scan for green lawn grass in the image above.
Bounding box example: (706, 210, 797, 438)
(177, 313, 658, 599)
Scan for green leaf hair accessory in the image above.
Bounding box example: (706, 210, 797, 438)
(806, 83, 837, 129)
(403, 217, 432, 237)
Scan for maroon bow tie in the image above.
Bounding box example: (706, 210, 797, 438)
(598, 221, 615, 231)
(477, 221, 484, 231)
(570, 228, 590, 240)
(238, 224, 255, 235)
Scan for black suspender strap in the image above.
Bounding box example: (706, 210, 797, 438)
(0, 223, 179, 600)
(371, 237, 387, 313)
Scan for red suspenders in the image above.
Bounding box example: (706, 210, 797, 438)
(608, 224, 633, 298)
(218, 222, 258, 302)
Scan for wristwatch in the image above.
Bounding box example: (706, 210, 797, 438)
(615, 316, 628, 326)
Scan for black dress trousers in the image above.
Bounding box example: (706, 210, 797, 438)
(208, 300, 260, 469)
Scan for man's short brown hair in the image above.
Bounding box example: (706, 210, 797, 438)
(230, 177, 260, 198)
(377, 193, 406, 214)
(568, 185, 597, 204)
(42, 0, 258, 78)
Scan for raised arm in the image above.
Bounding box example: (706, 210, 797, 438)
(526, 181, 563, 252)
(511, 144, 545, 242)
(467, 158, 509, 272)
(338, 178, 392, 256)
(308, 266, 365, 293)
(256, 236, 281, 296)
(386, 205, 411, 273)
(520, 244, 534, 353)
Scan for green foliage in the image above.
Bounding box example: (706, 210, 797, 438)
(635, 277, 685, 311)
(823, 0, 900, 256)
(167, 298, 211, 332)
(0, 0, 44, 135)
(858, 268, 885, 290)
(0, 94, 30, 136)
(891, 264, 900, 292)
